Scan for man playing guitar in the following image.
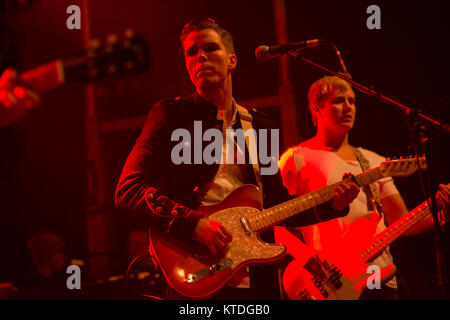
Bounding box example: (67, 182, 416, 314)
(276, 75, 449, 300)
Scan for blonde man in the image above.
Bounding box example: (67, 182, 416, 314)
(276, 75, 449, 299)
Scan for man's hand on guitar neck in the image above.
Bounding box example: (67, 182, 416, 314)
(0, 68, 40, 128)
(194, 218, 232, 255)
(331, 172, 360, 211)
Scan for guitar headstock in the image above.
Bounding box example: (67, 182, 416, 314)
(379, 156, 427, 178)
(66, 28, 150, 81)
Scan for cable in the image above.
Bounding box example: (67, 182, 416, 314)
(125, 252, 165, 300)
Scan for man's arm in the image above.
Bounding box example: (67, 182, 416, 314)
(114, 100, 203, 240)
(383, 183, 450, 236)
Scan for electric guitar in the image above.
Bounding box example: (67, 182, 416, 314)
(149, 156, 426, 298)
(281, 183, 435, 300)
(18, 29, 149, 93)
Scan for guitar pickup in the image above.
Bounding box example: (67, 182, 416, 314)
(240, 217, 252, 235)
(186, 258, 233, 283)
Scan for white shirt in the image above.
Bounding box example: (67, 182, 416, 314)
(276, 145, 399, 288)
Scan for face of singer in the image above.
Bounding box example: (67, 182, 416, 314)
(315, 86, 356, 135)
(182, 29, 237, 91)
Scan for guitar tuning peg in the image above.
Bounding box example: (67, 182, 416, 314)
(106, 33, 119, 44)
(124, 28, 135, 39)
(88, 38, 101, 57)
(106, 34, 119, 54)
(107, 64, 118, 74)
(123, 29, 135, 48)
(89, 38, 101, 49)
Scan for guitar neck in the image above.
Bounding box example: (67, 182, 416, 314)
(246, 166, 386, 232)
(18, 33, 149, 93)
(360, 201, 431, 262)
(19, 60, 67, 93)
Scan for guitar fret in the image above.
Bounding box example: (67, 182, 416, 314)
(274, 208, 283, 224)
(359, 169, 380, 186)
(315, 191, 325, 204)
(311, 191, 324, 208)
(316, 189, 327, 203)
(361, 202, 430, 261)
(267, 209, 276, 225)
(247, 218, 255, 232)
(261, 212, 271, 226)
(310, 193, 318, 207)
(320, 187, 332, 201)
(277, 205, 288, 221)
(249, 215, 262, 231)
(361, 172, 372, 185)
(253, 216, 261, 230)
(261, 210, 275, 229)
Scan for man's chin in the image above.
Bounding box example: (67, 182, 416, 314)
(197, 79, 221, 91)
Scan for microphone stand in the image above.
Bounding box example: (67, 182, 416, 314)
(288, 48, 450, 299)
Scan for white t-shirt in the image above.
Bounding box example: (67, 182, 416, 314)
(276, 145, 399, 288)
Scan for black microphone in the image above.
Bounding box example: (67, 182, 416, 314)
(255, 39, 325, 62)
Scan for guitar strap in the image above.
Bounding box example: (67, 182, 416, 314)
(351, 147, 383, 217)
(236, 103, 264, 195)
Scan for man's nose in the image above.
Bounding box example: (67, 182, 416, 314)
(343, 99, 353, 109)
(197, 50, 208, 62)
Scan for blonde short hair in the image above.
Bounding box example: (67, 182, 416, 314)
(307, 75, 353, 126)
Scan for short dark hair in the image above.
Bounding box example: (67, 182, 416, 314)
(179, 18, 235, 54)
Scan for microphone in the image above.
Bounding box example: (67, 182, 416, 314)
(255, 39, 325, 62)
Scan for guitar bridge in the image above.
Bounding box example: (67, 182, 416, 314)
(186, 258, 233, 283)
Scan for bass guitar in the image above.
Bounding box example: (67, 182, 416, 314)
(280, 169, 435, 300)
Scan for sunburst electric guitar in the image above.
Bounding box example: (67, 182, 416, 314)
(149, 156, 426, 298)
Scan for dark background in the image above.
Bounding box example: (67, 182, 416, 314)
(1, 0, 449, 299)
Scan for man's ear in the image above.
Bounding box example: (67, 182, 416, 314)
(312, 105, 321, 126)
(228, 53, 237, 70)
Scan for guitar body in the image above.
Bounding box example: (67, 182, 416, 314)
(149, 185, 286, 299)
(282, 212, 396, 300)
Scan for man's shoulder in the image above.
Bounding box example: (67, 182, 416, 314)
(148, 95, 195, 117)
(153, 95, 194, 109)
(357, 146, 386, 161)
(281, 140, 313, 156)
